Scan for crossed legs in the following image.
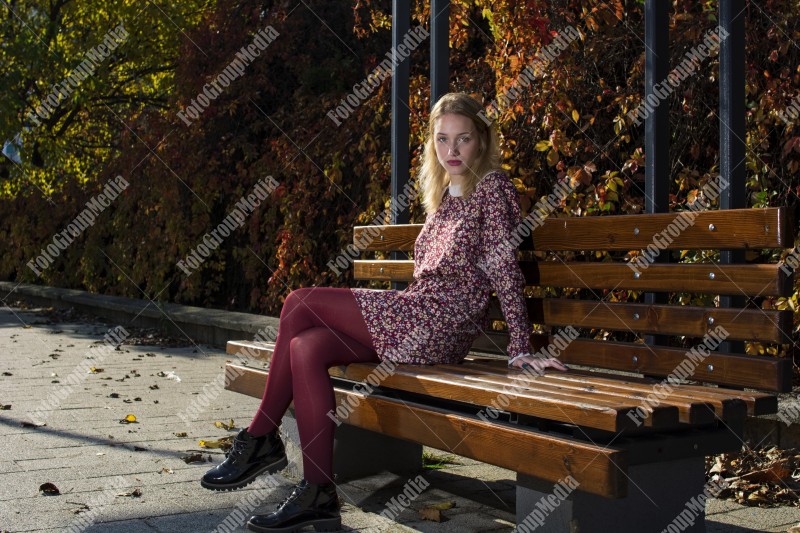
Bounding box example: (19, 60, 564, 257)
(246, 287, 380, 483)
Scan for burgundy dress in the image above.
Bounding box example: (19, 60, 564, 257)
(350, 170, 531, 364)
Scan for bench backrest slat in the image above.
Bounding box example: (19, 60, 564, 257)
(354, 207, 792, 252)
(354, 260, 790, 297)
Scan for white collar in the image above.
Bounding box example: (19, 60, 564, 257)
(448, 183, 463, 197)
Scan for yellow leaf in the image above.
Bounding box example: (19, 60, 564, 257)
(119, 414, 137, 424)
(572, 109, 579, 122)
(428, 501, 456, 510)
(534, 140, 551, 152)
(214, 419, 236, 430)
(199, 436, 234, 449)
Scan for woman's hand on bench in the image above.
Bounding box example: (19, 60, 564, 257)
(508, 353, 569, 373)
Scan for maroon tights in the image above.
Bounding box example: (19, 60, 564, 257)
(247, 287, 380, 484)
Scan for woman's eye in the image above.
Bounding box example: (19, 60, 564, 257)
(459, 137, 471, 144)
(437, 137, 447, 143)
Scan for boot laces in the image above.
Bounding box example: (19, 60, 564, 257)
(278, 481, 308, 508)
(225, 434, 249, 462)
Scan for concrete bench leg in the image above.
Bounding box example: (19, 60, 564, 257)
(280, 409, 422, 482)
(516, 456, 707, 533)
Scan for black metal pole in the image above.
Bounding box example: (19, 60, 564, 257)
(391, 0, 411, 289)
(719, 0, 746, 354)
(644, 0, 670, 214)
(643, 0, 670, 347)
(430, 0, 449, 108)
(391, 0, 411, 227)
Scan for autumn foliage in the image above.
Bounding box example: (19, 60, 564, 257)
(1, 0, 799, 348)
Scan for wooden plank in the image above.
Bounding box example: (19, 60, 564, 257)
(525, 263, 790, 297)
(354, 207, 791, 252)
(520, 299, 791, 344)
(354, 224, 422, 252)
(455, 363, 745, 423)
(531, 207, 791, 251)
(432, 364, 717, 426)
(334, 363, 677, 431)
(354, 261, 790, 298)
(224, 363, 629, 498)
(549, 337, 791, 394)
(464, 360, 776, 418)
(227, 340, 272, 360)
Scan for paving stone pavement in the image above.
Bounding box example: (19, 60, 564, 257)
(1, 304, 799, 533)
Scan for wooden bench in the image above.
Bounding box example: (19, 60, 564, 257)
(224, 206, 793, 533)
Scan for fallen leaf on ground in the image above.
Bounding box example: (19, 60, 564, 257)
(39, 482, 60, 495)
(88, 367, 104, 373)
(117, 488, 142, 497)
(419, 507, 442, 522)
(708, 446, 800, 506)
(182, 453, 205, 464)
(742, 459, 792, 484)
(199, 436, 234, 450)
(174, 432, 188, 438)
(419, 501, 456, 521)
(0, 404, 10, 410)
(427, 501, 456, 510)
(119, 414, 137, 424)
(160, 468, 174, 474)
(22, 421, 45, 428)
(214, 419, 236, 430)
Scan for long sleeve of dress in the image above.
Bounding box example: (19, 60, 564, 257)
(477, 174, 532, 360)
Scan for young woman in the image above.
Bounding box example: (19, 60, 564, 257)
(201, 92, 569, 533)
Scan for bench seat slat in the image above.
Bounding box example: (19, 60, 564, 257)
(227, 336, 791, 402)
(335, 363, 678, 431)
(464, 361, 775, 417)
(437, 364, 726, 425)
(354, 261, 790, 298)
(224, 363, 629, 498)
(455, 363, 747, 422)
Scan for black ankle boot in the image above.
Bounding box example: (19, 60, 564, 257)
(200, 428, 287, 491)
(247, 478, 341, 532)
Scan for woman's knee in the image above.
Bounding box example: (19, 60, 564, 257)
(282, 287, 314, 317)
(288, 333, 322, 367)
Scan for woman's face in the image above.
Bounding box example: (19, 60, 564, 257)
(433, 113, 481, 180)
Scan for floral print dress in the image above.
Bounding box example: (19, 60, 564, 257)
(350, 170, 531, 364)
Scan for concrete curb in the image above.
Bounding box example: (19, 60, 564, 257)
(0, 281, 279, 347)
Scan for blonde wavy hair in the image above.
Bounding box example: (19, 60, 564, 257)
(418, 92, 502, 215)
